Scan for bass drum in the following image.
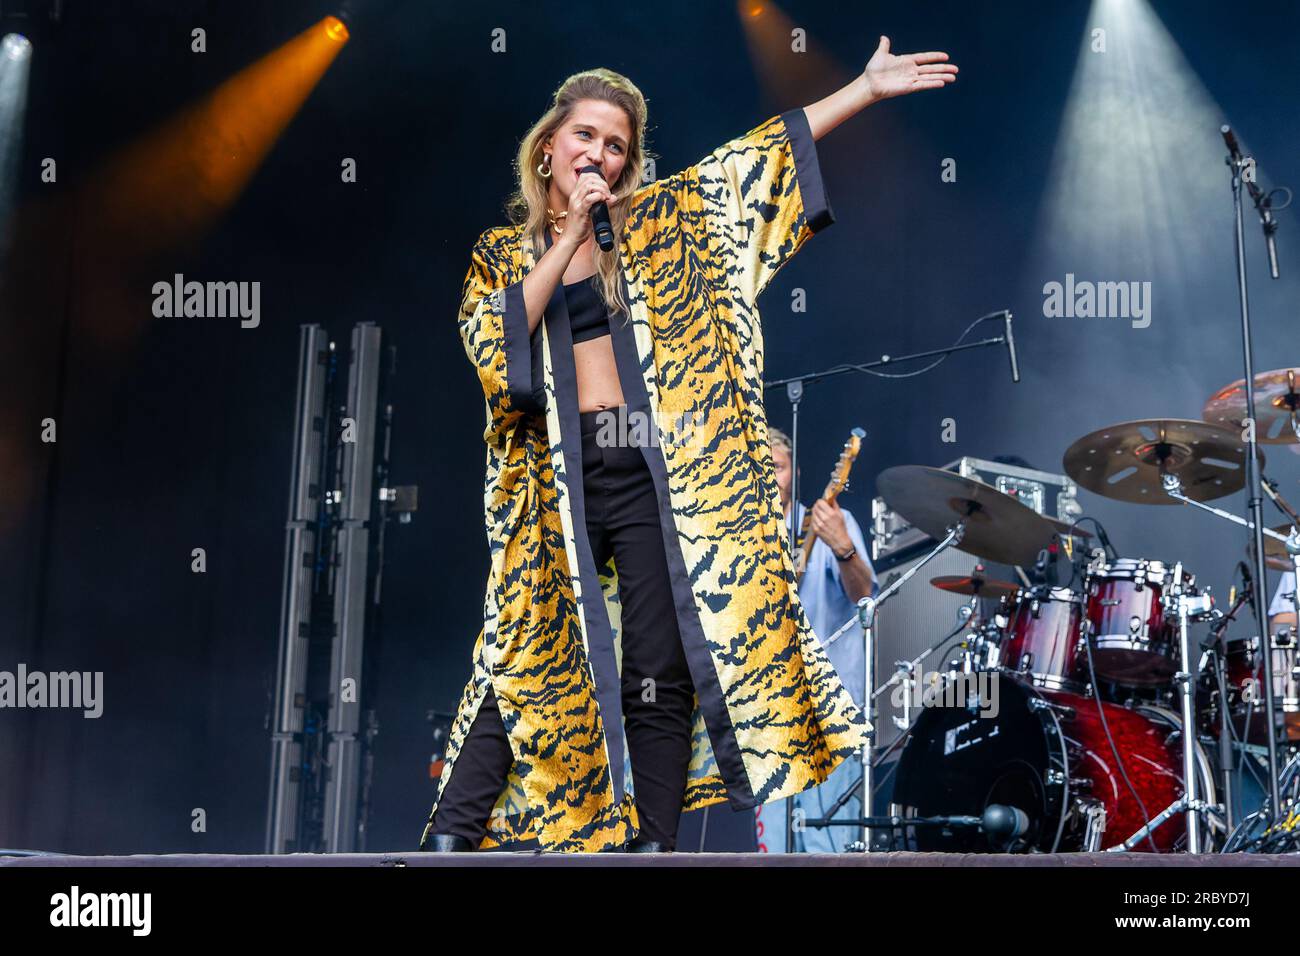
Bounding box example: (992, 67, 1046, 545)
(892, 676, 1215, 852)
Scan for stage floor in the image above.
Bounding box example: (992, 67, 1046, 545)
(4, 851, 1299, 868)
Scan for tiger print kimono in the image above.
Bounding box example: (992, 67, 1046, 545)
(420, 107, 870, 852)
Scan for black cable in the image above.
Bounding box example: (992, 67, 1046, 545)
(818, 312, 1007, 381)
(1060, 515, 1116, 591)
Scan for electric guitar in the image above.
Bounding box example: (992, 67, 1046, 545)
(793, 427, 866, 583)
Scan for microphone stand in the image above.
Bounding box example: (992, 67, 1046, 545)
(1222, 126, 1284, 820)
(764, 312, 1014, 852)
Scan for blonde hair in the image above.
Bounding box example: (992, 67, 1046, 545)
(769, 427, 793, 457)
(506, 68, 652, 322)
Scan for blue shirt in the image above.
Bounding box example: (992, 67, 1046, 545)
(789, 501, 876, 707)
(755, 501, 876, 854)
(1271, 572, 1297, 618)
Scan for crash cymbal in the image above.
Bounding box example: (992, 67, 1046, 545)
(877, 465, 1059, 566)
(930, 575, 1020, 600)
(1062, 419, 1261, 504)
(1203, 368, 1300, 443)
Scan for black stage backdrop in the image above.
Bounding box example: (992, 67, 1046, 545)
(2, 0, 1298, 853)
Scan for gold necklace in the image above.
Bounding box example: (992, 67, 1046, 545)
(546, 208, 568, 235)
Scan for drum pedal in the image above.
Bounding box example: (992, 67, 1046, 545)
(1082, 801, 1107, 852)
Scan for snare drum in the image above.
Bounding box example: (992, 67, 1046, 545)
(1085, 559, 1187, 685)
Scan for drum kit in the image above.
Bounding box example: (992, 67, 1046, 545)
(845, 370, 1300, 854)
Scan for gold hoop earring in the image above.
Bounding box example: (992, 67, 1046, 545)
(537, 153, 552, 179)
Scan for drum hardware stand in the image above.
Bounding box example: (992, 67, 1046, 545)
(818, 590, 975, 847)
(1203, 595, 1248, 834)
(1170, 562, 1212, 851)
(1107, 796, 1218, 852)
(1162, 471, 1294, 822)
(1222, 125, 1285, 822)
(803, 521, 968, 852)
(832, 598, 987, 732)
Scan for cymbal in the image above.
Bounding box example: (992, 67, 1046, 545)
(1248, 524, 1300, 569)
(1062, 419, 1261, 504)
(877, 465, 1060, 566)
(1203, 368, 1300, 443)
(930, 575, 1020, 600)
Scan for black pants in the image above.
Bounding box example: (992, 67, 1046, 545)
(427, 406, 697, 849)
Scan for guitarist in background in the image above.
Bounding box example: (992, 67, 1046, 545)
(755, 427, 877, 853)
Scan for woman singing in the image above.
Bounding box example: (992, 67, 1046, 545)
(421, 37, 957, 853)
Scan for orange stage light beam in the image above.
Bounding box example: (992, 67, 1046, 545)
(735, 1, 852, 110)
(81, 16, 349, 260)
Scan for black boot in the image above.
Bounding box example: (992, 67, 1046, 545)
(424, 833, 474, 852)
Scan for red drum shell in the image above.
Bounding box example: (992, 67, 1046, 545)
(1205, 637, 1300, 742)
(999, 588, 1085, 689)
(1086, 561, 1181, 686)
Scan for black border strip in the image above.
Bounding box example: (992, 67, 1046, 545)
(609, 270, 757, 809)
(540, 228, 627, 808)
(500, 280, 546, 416)
(779, 107, 835, 234)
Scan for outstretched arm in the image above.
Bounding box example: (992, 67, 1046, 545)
(805, 35, 958, 142)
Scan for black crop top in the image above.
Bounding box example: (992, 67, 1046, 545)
(564, 275, 612, 343)
(543, 226, 622, 343)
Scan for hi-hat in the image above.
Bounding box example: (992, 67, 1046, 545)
(1062, 419, 1260, 504)
(1203, 368, 1300, 444)
(877, 465, 1060, 566)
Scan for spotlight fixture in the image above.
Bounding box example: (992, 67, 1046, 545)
(324, 16, 349, 42)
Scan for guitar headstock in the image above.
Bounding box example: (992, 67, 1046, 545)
(826, 427, 866, 498)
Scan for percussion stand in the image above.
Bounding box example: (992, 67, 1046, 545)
(1161, 472, 1294, 827)
(1107, 795, 1218, 852)
(851, 520, 966, 851)
(1203, 592, 1250, 835)
(815, 582, 985, 849)
(1170, 562, 1215, 851)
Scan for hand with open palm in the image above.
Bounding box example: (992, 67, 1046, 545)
(863, 35, 958, 102)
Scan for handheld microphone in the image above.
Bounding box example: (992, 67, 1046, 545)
(578, 164, 615, 252)
(1003, 311, 1020, 384)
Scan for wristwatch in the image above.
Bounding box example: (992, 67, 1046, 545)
(834, 545, 856, 562)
